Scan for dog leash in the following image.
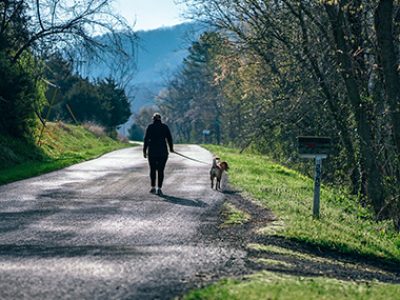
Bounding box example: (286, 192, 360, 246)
(172, 151, 209, 165)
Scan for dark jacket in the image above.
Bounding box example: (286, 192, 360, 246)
(143, 120, 173, 158)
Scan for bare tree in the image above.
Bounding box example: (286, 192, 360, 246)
(177, 0, 400, 225)
(0, 0, 136, 69)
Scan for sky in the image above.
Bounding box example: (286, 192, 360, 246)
(112, 0, 188, 31)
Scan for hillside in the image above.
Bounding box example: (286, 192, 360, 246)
(134, 23, 199, 84)
(0, 122, 133, 185)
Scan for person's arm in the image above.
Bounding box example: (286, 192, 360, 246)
(165, 125, 174, 152)
(143, 126, 150, 158)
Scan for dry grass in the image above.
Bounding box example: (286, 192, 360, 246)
(82, 122, 106, 137)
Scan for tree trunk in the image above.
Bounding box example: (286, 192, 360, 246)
(296, 7, 361, 194)
(374, 0, 400, 156)
(325, 4, 386, 217)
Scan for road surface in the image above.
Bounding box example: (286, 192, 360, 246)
(0, 145, 246, 299)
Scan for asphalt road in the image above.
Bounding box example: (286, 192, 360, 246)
(0, 145, 246, 300)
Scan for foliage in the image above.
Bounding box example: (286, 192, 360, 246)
(158, 32, 226, 144)
(0, 0, 135, 140)
(1, 0, 136, 63)
(96, 78, 131, 130)
(43, 55, 132, 133)
(0, 52, 43, 137)
(163, 0, 400, 228)
(62, 77, 131, 131)
(128, 123, 144, 141)
(0, 132, 45, 170)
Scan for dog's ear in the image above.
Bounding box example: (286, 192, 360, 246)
(221, 161, 229, 171)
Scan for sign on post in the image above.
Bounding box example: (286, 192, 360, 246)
(298, 136, 331, 218)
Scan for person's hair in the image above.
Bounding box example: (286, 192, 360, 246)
(153, 113, 161, 121)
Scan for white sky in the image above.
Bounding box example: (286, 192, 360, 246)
(112, 0, 188, 31)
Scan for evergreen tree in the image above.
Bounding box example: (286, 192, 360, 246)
(97, 78, 131, 131)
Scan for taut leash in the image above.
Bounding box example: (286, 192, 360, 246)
(172, 151, 209, 165)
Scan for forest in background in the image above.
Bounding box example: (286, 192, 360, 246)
(151, 0, 400, 230)
(0, 0, 135, 142)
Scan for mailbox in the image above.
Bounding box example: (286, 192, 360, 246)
(297, 136, 331, 218)
(298, 136, 331, 158)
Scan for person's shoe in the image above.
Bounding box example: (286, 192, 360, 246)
(156, 188, 163, 196)
(150, 187, 156, 194)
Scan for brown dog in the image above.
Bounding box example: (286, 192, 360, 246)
(210, 157, 229, 190)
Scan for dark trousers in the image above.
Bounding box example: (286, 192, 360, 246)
(148, 156, 168, 188)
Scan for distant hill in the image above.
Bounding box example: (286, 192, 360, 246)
(82, 22, 203, 135)
(134, 23, 198, 83)
(84, 23, 202, 110)
(129, 22, 202, 110)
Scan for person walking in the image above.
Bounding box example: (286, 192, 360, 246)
(143, 113, 174, 196)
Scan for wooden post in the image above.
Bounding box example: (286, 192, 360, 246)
(313, 156, 323, 218)
(37, 80, 59, 146)
(66, 104, 79, 125)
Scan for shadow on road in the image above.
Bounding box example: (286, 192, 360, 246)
(160, 195, 208, 208)
(0, 244, 150, 258)
(0, 209, 60, 234)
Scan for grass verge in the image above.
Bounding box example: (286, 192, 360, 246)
(220, 202, 250, 227)
(204, 145, 400, 263)
(0, 122, 133, 185)
(182, 145, 400, 299)
(184, 272, 400, 300)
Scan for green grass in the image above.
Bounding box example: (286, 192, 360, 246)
(185, 272, 400, 300)
(0, 122, 133, 185)
(182, 145, 400, 300)
(204, 145, 400, 263)
(220, 202, 250, 226)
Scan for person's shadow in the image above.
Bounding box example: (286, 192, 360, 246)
(160, 194, 208, 207)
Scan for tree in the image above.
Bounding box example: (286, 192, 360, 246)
(0, 52, 46, 137)
(324, 2, 385, 215)
(0, 0, 136, 138)
(374, 0, 400, 157)
(63, 78, 100, 124)
(0, 0, 135, 63)
(180, 0, 400, 227)
(158, 32, 227, 144)
(62, 77, 131, 132)
(128, 123, 144, 141)
(0, 1, 41, 137)
(134, 106, 158, 132)
(96, 78, 131, 131)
